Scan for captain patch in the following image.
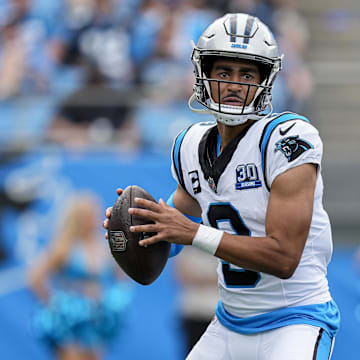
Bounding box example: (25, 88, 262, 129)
(275, 135, 313, 162)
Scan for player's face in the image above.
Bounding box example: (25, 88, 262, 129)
(209, 58, 261, 107)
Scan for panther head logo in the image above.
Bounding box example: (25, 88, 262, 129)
(275, 135, 313, 162)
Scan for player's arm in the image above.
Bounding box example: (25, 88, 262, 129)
(215, 163, 316, 279)
(167, 185, 202, 257)
(132, 163, 316, 279)
(172, 184, 202, 218)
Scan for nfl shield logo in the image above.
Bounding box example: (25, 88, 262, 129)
(109, 231, 128, 251)
(208, 177, 217, 193)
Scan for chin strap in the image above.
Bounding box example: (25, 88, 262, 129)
(188, 93, 213, 115)
(213, 112, 260, 126)
(188, 92, 274, 125)
(266, 102, 273, 118)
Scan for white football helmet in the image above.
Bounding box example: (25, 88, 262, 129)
(189, 13, 283, 126)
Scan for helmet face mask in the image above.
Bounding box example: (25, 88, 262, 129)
(189, 13, 283, 126)
(206, 76, 262, 114)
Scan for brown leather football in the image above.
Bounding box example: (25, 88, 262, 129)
(107, 185, 170, 285)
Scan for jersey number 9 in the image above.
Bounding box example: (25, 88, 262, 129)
(207, 203, 261, 288)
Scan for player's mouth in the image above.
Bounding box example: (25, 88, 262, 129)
(222, 95, 245, 106)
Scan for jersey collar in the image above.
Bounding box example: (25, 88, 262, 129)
(198, 123, 254, 193)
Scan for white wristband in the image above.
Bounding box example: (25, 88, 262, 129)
(192, 224, 223, 255)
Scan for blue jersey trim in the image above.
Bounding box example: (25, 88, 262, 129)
(260, 113, 309, 175)
(216, 300, 340, 337)
(259, 112, 310, 190)
(172, 127, 192, 190)
(216, 133, 221, 157)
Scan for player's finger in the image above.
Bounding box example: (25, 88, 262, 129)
(158, 198, 171, 209)
(129, 223, 158, 233)
(104, 231, 108, 240)
(105, 207, 113, 218)
(138, 234, 163, 247)
(128, 207, 157, 220)
(134, 197, 159, 211)
(103, 219, 109, 229)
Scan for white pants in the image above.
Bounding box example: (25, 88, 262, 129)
(186, 317, 334, 360)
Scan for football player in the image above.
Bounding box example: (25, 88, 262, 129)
(105, 13, 340, 360)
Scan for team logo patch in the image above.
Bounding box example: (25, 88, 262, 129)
(188, 170, 201, 194)
(275, 135, 313, 162)
(109, 231, 128, 252)
(235, 163, 262, 190)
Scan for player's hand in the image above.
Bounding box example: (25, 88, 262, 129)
(128, 198, 199, 247)
(103, 188, 123, 240)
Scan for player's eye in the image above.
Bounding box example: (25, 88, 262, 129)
(217, 71, 229, 79)
(243, 73, 254, 81)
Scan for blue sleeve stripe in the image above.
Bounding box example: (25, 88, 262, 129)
(172, 126, 192, 191)
(259, 112, 310, 190)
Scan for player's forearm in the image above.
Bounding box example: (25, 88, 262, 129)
(214, 232, 300, 279)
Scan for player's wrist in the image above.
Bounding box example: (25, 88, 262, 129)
(192, 224, 223, 255)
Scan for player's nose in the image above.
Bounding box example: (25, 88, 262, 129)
(227, 77, 244, 92)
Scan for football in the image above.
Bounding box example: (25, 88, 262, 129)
(107, 185, 170, 285)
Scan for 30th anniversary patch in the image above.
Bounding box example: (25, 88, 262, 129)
(235, 163, 262, 190)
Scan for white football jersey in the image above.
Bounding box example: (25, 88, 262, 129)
(171, 112, 334, 319)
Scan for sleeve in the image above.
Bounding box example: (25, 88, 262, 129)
(266, 119, 323, 188)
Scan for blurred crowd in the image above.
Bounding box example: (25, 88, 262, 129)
(0, 0, 313, 152)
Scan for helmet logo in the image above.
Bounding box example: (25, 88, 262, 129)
(231, 43, 248, 49)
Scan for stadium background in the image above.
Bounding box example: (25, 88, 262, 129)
(0, 0, 359, 359)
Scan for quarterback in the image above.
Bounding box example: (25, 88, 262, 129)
(105, 13, 340, 360)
